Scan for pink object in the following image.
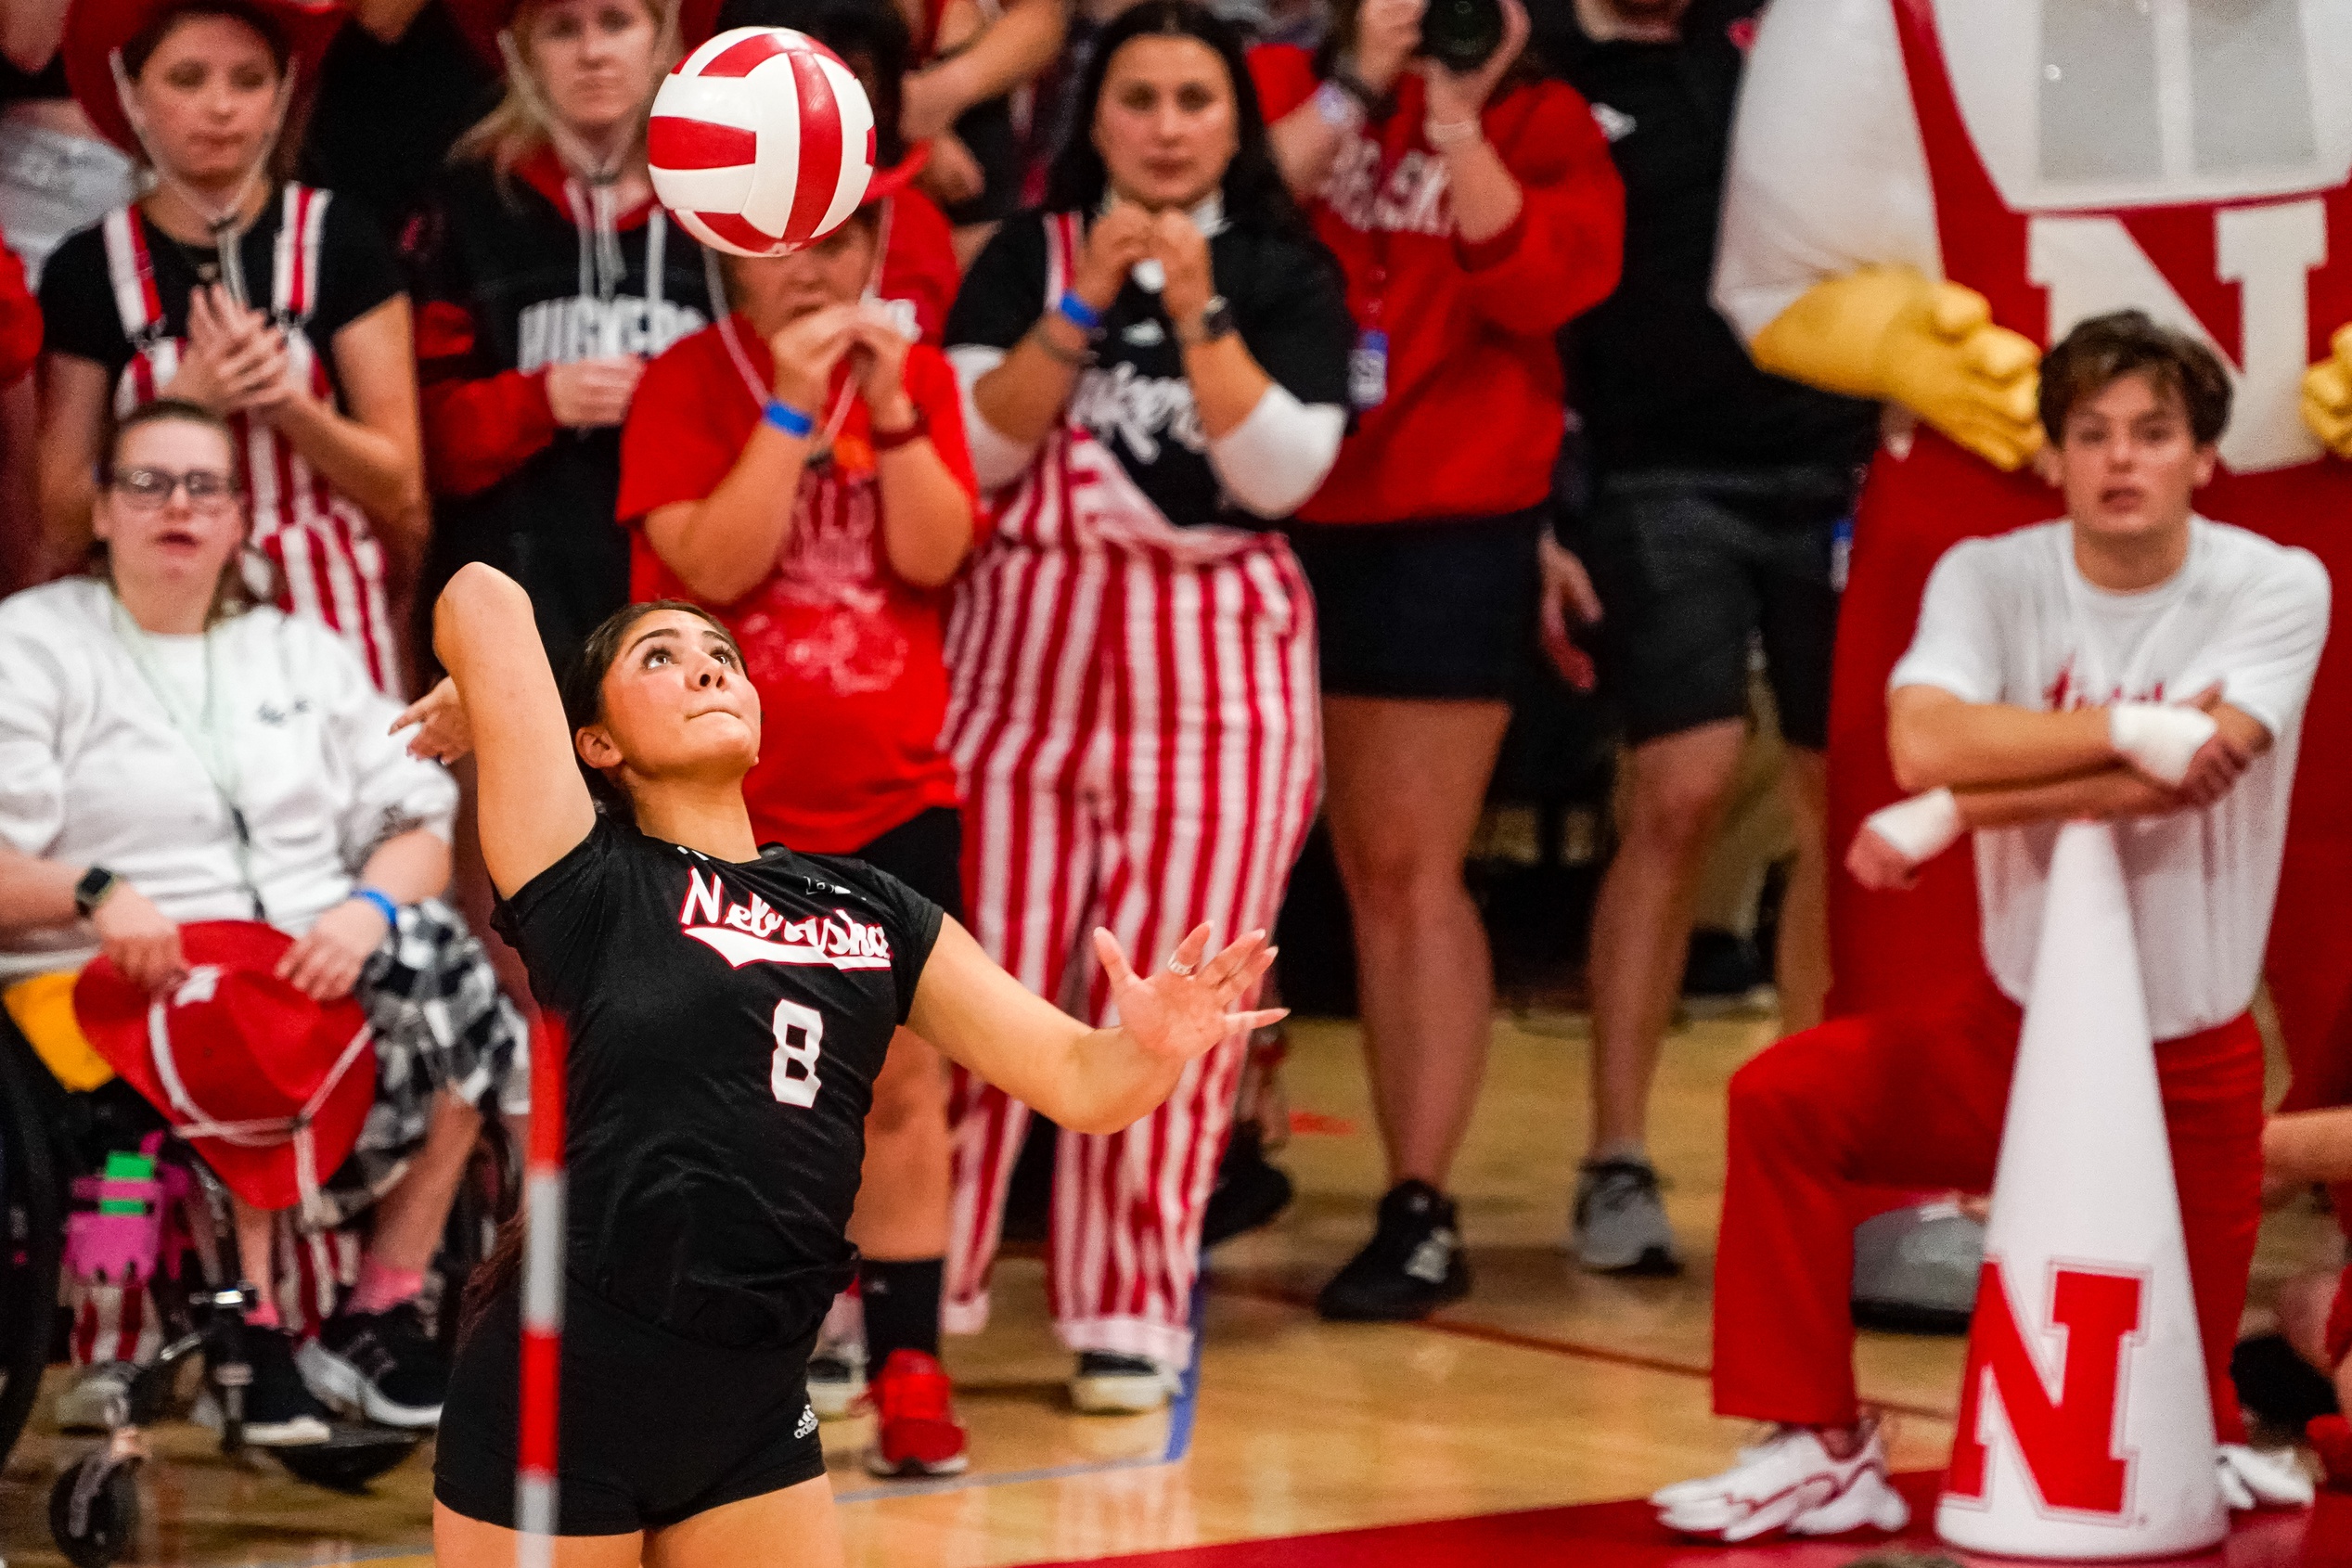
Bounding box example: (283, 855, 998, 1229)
(348, 1261, 426, 1317)
(64, 1174, 164, 1287)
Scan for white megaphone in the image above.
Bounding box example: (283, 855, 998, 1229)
(1935, 821, 2224, 1558)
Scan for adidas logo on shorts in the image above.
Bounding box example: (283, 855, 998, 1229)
(795, 1404, 818, 1439)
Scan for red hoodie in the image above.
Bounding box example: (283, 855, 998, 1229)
(1250, 48, 1623, 524)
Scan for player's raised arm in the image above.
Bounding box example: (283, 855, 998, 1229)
(398, 562, 596, 897)
(907, 919, 1280, 1137)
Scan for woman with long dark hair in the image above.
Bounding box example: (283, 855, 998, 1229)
(401, 564, 1277, 1563)
(939, 0, 1353, 1413)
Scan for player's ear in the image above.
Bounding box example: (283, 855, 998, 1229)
(576, 724, 623, 772)
(2191, 443, 2219, 488)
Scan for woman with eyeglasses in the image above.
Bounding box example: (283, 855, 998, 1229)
(0, 399, 526, 1443)
(35, 0, 422, 693)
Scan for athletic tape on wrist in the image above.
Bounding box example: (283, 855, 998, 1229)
(1864, 787, 1963, 866)
(2110, 702, 2218, 788)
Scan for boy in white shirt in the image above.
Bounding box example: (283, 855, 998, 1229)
(1656, 312, 2330, 1540)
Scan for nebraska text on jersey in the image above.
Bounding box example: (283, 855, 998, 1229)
(676, 868, 893, 970)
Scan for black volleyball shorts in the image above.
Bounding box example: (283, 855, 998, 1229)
(434, 1283, 827, 1536)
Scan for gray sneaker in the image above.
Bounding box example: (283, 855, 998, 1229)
(55, 1362, 139, 1433)
(1571, 1157, 1681, 1275)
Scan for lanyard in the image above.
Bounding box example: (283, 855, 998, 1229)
(106, 594, 266, 919)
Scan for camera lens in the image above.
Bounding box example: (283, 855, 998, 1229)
(1418, 0, 1503, 72)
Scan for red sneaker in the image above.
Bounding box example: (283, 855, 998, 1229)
(863, 1350, 970, 1478)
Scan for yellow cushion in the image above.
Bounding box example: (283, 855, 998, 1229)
(3, 970, 114, 1092)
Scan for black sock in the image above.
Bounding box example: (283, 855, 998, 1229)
(860, 1256, 944, 1367)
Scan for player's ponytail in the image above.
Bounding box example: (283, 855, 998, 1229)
(562, 599, 748, 823)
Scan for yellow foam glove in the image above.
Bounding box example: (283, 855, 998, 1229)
(2302, 323, 2352, 457)
(1751, 266, 2044, 471)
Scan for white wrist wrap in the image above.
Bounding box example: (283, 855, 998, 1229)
(2110, 702, 2217, 787)
(1864, 788, 1962, 866)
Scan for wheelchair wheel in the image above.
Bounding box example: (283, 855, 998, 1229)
(49, 1451, 141, 1568)
(0, 1022, 64, 1471)
(274, 1426, 420, 1493)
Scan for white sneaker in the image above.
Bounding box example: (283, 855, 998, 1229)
(1654, 1421, 1910, 1541)
(1071, 1353, 1176, 1415)
(2217, 1444, 2314, 1511)
(807, 1343, 868, 1421)
(54, 1363, 138, 1433)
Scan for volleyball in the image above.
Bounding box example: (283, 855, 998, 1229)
(647, 27, 878, 259)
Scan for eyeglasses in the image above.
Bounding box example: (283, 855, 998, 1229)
(111, 467, 240, 511)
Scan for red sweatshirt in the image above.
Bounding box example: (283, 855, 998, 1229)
(1250, 48, 1624, 524)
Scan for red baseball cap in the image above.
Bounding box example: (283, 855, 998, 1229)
(63, 0, 349, 157)
(74, 921, 376, 1215)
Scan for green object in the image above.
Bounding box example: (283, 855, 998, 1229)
(96, 1151, 157, 1215)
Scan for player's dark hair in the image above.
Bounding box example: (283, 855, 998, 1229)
(2039, 310, 2232, 447)
(561, 599, 749, 822)
(122, 0, 293, 78)
(1044, 0, 1328, 263)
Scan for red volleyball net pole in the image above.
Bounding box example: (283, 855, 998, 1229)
(517, 1014, 568, 1567)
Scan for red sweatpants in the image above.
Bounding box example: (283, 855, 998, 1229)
(1714, 979, 2263, 1443)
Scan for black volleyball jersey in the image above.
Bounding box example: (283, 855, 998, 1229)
(496, 816, 944, 1349)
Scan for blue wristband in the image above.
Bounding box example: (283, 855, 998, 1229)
(351, 887, 399, 928)
(1054, 289, 1102, 333)
(763, 399, 816, 439)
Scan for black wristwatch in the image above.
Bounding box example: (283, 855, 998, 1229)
(74, 865, 122, 919)
(1178, 296, 1237, 347)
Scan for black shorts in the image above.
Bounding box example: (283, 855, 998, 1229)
(1580, 468, 1853, 750)
(851, 805, 964, 924)
(434, 1285, 826, 1536)
(1289, 510, 1546, 701)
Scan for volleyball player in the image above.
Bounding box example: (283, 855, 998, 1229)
(399, 563, 1279, 1565)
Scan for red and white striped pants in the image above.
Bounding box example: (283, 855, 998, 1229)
(940, 444, 1320, 1366)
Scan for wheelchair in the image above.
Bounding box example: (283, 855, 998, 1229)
(0, 1009, 517, 1568)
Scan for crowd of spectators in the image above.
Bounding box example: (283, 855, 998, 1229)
(0, 0, 1875, 1479)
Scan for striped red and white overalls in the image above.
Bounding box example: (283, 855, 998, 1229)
(101, 186, 401, 693)
(940, 214, 1321, 1367)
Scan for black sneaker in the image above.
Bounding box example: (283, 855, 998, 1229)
(1681, 929, 1773, 1018)
(298, 1302, 449, 1430)
(231, 1326, 334, 1446)
(1315, 1180, 1470, 1321)
(1201, 1123, 1294, 1248)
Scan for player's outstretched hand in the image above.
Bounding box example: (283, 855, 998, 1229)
(391, 676, 473, 765)
(1094, 923, 1283, 1068)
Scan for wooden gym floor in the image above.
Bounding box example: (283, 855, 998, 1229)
(2, 1000, 2341, 1567)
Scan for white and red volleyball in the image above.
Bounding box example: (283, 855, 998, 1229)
(647, 27, 877, 259)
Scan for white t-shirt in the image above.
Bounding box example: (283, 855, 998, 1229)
(0, 578, 458, 980)
(1890, 518, 2330, 1036)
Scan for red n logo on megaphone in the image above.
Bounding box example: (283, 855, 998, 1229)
(1947, 1258, 2147, 1515)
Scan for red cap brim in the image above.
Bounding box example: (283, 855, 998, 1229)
(64, 0, 349, 156)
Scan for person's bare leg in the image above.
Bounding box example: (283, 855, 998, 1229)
(366, 1090, 485, 1278)
(432, 1501, 644, 1568)
(229, 1192, 277, 1304)
(1773, 746, 1830, 1036)
(1587, 720, 1747, 1157)
(643, 1476, 844, 1568)
(848, 1030, 952, 1259)
(1322, 696, 1512, 1187)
